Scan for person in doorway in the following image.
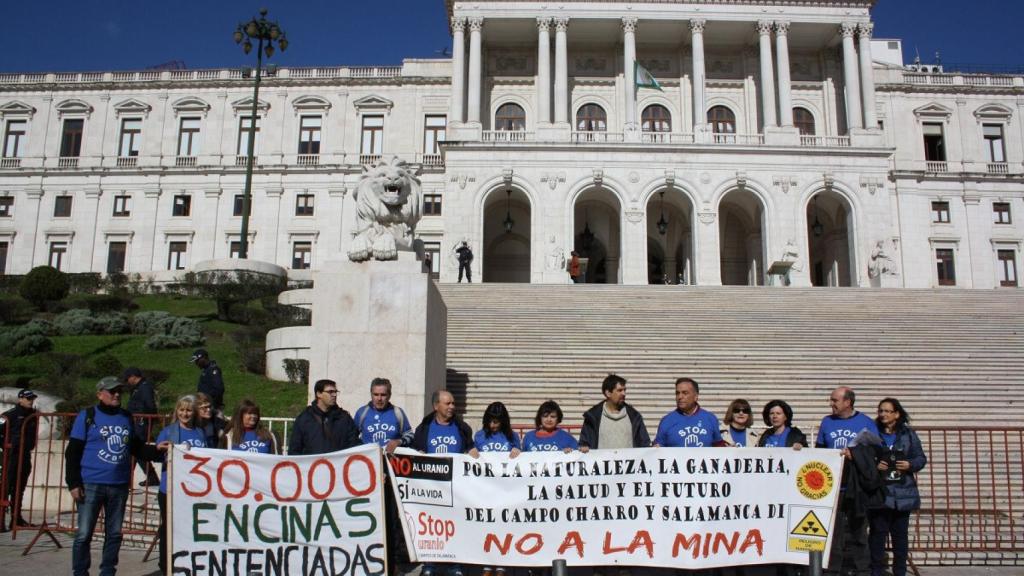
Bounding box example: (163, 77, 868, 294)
(568, 250, 581, 283)
(719, 398, 760, 447)
(578, 373, 649, 451)
(1, 389, 38, 531)
(455, 241, 473, 283)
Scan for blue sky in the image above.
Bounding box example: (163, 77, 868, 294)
(3, 1, 1021, 73)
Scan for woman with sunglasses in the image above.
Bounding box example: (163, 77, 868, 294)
(719, 399, 761, 447)
(195, 392, 227, 448)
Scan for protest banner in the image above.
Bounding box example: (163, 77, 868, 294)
(389, 447, 843, 569)
(169, 443, 386, 576)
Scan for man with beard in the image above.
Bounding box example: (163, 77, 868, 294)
(579, 374, 650, 451)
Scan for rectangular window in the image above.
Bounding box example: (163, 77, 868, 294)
(119, 118, 142, 157)
(49, 241, 68, 270)
(172, 194, 192, 217)
(292, 241, 312, 269)
(112, 195, 131, 217)
(423, 241, 441, 279)
(0, 241, 7, 274)
(3, 120, 27, 158)
(237, 116, 261, 155)
(60, 119, 84, 157)
(983, 124, 1006, 163)
(922, 122, 945, 162)
(423, 193, 442, 216)
(936, 248, 956, 286)
(295, 193, 315, 216)
(0, 196, 12, 217)
(233, 194, 251, 217)
(107, 241, 127, 274)
(994, 202, 1012, 224)
(998, 250, 1018, 287)
(54, 195, 73, 218)
(177, 117, 201, 157)
(931, 201, 950, 224)
(168, 241, 188, 270)
(298, 116, 321, 155)
(424, 115, 446, 155)
(229, 241, 242, 259)
(361, 115, 384, 155)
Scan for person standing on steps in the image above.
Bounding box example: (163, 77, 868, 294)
(455, 241, 473, 283)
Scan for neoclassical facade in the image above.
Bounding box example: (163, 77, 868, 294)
(0, 0, 1021, 289)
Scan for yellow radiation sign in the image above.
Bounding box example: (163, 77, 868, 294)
(791, 510, 828, 537)
(795, 461, 835, 500)
(787, 507, 830, 552)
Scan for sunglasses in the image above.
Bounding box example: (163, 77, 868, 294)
(734, 408, 752, 414)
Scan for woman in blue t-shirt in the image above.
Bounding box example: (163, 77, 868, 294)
(473, 402, 520, 576)
(756, 399, 807, 449)
(226, 399, 279, 454)
(155, 395, 208, 574)
(522, 400, 578, 453)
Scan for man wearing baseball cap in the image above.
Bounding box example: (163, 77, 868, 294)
(1, 389, 38, 531)
(122, 367, 160, 487)
(191, 349, 225, 413)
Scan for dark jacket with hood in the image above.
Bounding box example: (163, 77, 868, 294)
(289, 402, 360, 456)
(578, 401, 651, 449)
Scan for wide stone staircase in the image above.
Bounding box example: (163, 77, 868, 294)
(439, 284, 1024, 566)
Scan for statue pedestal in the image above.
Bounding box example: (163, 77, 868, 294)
(307, 252, 447, 423)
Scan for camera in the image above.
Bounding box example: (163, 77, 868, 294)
(886, 449, 905, 482)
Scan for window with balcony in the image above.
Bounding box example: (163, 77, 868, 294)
(3, 120, 26, 158)
(233, 194, 251, 217)
(177, 117, 201, 157)
(107, 241, 127, 274)
(118, 118, 142, 157)
(49, 241, 68, 270)
(168, 241, 188, 270)
(292, 241, 312, 270)
(993, 202, 1012, 224)
(54, 195, 73, 218)
(295, 193, 315, 216)
(576, 104, 607, 132)
(495, 104, 526, 131)
(423, 194, 442, 216)
(922, 122, 945, 161)
(237, 116, 261, 155)
(936, 248, 956, 286)
(172, 194, 192, 217)
(112, 195, 131, 217)
(60, 119, 84, 158)
(794, 107, 816, 135)
(0, 196, 12, 217)
(998, 250, 1018, 287)
(931, 201, 950, 224)
(361, 116, 384, 155)
(298, 115, 321, 155)
(424, 115, 446, 154)
(983, 124, 1006, 163)
(708, 106, 736, 135)
(641, 105, 671, 133)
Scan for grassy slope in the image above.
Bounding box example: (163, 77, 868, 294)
(2, 294, 307, 418)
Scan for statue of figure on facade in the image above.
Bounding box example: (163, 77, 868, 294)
(869, 239, 900, 279)
(781, 239, 803, 272)
(348, 156, 423, 262)
(546, 236, 565, 272)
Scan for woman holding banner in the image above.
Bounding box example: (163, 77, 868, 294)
(523, 400, 578, 453)
(474, 402, 520, 576)
(720, 398, 761, 447)
(225, 399, 279, 453)
(155, 395, 208, 574)
(756, 400, 806, 449)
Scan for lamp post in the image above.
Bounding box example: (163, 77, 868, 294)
(234, 8, 288, 259)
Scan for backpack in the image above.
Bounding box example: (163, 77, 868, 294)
(83, 406, 132, 432)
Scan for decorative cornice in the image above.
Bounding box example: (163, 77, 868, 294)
(690, 19, 706, 35)
(536, 17, 551, 33)
(451, 17, 466, 34)
(775, 21, 791, 36)
(468, 17, 484, 33)
(840, 22, 857, 38)
(756, 21, 773, 36)
(554, 18, 569, 33)
(621, 17, 638, 34)
(857, 22, 874, 39)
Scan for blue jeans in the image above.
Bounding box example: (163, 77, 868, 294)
(72, 483, 129, 576)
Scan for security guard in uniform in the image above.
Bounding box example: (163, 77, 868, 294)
(190, 349, 225, 414)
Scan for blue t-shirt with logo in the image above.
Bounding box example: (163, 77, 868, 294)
(880, 432, 896, 449)
(156, 423, 208, 493)
(474, 429, 522, 452)
(762, 428, 790, 448)
(816, 412, 879, 449)
(728, 428, 747, 447)
(427, 420, 463, 454)
(233, 430, 274, 454)
(523, 429, 578, 452)
(70, 408, 135, 485)
(655, 408, 723, 448)
(355, 404, 410, 447)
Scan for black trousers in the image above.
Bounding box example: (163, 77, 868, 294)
(868, 508, 911, 576)
(4, 454, 31, 524)
(458, 262, 472, 282)
(826, 498, 870, 575)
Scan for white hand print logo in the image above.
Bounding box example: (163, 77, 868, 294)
(98, 425, 130, 464)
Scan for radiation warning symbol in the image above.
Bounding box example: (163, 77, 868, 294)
(787, 506, 830, 553)
(791, 510, 828, 537)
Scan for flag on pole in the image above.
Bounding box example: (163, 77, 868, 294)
(635, 61, 663, 91)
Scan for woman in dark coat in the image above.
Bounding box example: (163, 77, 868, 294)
(756, 399, 806, 448)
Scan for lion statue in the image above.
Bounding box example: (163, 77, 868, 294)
(348, 156, 423, 262)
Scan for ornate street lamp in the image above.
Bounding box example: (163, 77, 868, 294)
(811, 195, 824, 237)
(656, 191, 669, 236)
(581, 208, 595, 250)
(234, 8, 288, 259)
(502, 188, 515, 233)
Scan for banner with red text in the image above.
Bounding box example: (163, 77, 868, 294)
(170, 443, 386, 576)
(389, 447, 844, 569)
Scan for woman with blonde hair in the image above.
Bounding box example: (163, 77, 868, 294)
(154, 395, 207, 574)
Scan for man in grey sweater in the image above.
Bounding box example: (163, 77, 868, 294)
(578, 374, 650, 451)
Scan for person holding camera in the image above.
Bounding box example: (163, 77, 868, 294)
(869, 398, 927, 576)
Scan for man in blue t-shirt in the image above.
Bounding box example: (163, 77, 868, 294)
(64, 377, 161, 576)
(816, 386, 879, 576)
(653, 378, 725, 448)
(354, 377, 412, 454)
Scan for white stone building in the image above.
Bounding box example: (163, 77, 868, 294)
(0, 0, 1021, 289)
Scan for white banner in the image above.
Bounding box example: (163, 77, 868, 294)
(389, 447, 843, 569)
(170, 444, 386, 576)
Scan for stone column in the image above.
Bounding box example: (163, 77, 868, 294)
(757, 21, 777, 130)
(622, 17, 638, 132)
(775, 21, 794, 127)
(466, 17, 483, 125)
(536, 18, 552, 125)
(841, 22, 863, 131)
(84, 186, 102, 272)
(858, 22, 878, 129)
(554, 18, 569, 125)
(690, 19, 707, 134)
(450, 18, 467, 125)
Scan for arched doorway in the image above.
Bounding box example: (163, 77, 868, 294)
(646, 189, 694, 284)
(719, 189, 766, 286)
(483, 186, 531, 282)
(806, 191, 855, 287)
(573, 188, 621, 284)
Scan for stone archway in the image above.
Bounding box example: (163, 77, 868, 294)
(807, 190, 855, 287)
(483, 187, 531, 283)
(573, 188, 621, 284)
(719, 189, 766, 286)
(646, 189, 694, 284)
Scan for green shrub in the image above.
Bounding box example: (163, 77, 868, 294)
(183, 270, 287, 322)
(0, 296, 35, 325)
(0, 320, 55, 356)
(140, 369, 171, 386)
(33, 352, 87, 411)
(53, 309, 130, 336)
(11, 334, 53, 356)
(63, 293, 137, 313)
(0, 274, 25, 295)
(232, 325, 266, 375)
(83, 354, 124, 378)
(19, 266, 70, 309)
(132, 311, 172, 334)
(67, 273, 103, 294)
(283, 358, 309, 386)
(132, 310, 203, 349)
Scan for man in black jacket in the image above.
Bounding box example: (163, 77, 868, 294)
(1, 389, 38, 531)
(289, 379, 360, 455)
(191, 348, 225, 414)
(122, 367, 160, 487)
(409, 390, 477, 456)
(578, 374, 650, 451)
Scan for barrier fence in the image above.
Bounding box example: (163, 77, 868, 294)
(2, 413, 1022, 567)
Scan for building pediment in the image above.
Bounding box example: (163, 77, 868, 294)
(55, 99, 94, 118)
(291, 95, 332, 115)
(113, 98, 152, 117)
(0, 100, 36, 119)
(913, 103, 954, 121)
(171, 96, 212, 117)
(974, 103, 1013, 124)
(352, 95, 394, 112)
(232, 97, 271, 114)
